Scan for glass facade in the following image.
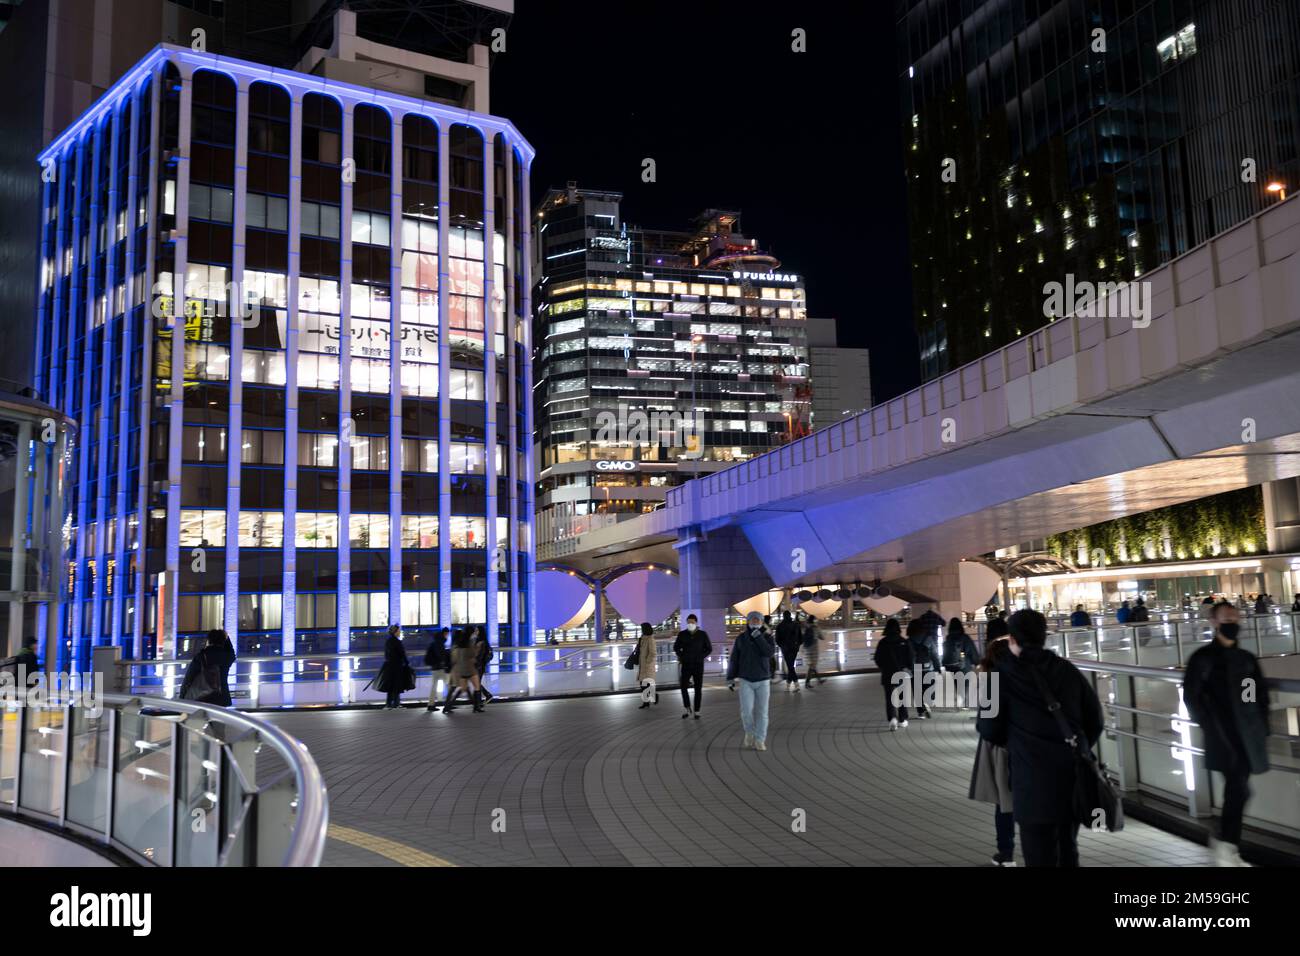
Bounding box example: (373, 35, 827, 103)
(898, 0, 1300, 380)
(33, 47, 535, 677)
(532, 188, 811, 554)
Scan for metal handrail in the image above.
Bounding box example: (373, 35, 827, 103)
(0, 691, 329, 866)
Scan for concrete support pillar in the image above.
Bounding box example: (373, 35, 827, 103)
(674, 524, 773, 646)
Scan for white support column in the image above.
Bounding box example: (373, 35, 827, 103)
(436, 123, 451, 635)
(518, 157, 535, 645)
(482, 130, 498, 643)
(282, 90, 304, 700)
(337, 102, 355, 663)
(388, 112, 404, 631)
(503, 143, 518, 646)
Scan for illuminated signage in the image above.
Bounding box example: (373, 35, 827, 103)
(731, 270, 800, 283)
(590, 236, 629, 251)
(595, 460, 637, 472)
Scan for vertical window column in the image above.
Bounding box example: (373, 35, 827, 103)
(94, 108, 122, 648)
(225, 77, 250, 640)
(336, 101, 354, 659)
(282, 90, 304, 681)
(436, 123, 452, 636)
(503, 143, 518, 646)
(481, 130, 498, 641)
(388, 114, 403, 627)
(518, 156, 535, 645)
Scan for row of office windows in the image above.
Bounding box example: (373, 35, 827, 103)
(176, 588, 511, 633)
(178, 509, 508, 550)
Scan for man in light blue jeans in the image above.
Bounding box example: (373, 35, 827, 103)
(727, 611, 777, 751)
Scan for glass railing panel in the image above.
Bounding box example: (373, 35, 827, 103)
(174, 726, 223, 866)
(1132, 622, 1180, 667)
(18, 703, 65, 816)
(1255, 614, 1296, 657)
(1064, 628, 1099, 660)
(112, 710, 175, 865)
(0, 701, 17, 806)
(1132, 676, 1190, 801)
(1097, 626, 1136, 663)
(65, 706, 111, 832)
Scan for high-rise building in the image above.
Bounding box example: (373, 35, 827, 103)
(31, 39, 535, 676)
(898, 0, 1300, 381)
(532, 184, 811, 555)
(807, 317, 871, 429)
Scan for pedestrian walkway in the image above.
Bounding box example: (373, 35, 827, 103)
(269, 674, 1213, 867)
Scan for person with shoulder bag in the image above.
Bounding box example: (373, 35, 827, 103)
(180, 629, 237, 707)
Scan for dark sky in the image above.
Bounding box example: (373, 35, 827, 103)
(491, 1, 919, 404)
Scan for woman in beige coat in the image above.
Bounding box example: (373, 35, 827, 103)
(636, 622, 659, 709)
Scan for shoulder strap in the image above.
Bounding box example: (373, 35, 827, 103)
(1026, 662, 1083, 754)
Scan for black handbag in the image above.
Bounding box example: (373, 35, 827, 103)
(624, 642, 640, 670)
(1028, 665, 1124, 833)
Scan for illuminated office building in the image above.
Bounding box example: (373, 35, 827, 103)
(32, 42, 535, 674)
(532, 184, 811, 556)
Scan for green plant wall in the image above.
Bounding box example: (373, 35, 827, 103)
(1046, 487, 1267, 568)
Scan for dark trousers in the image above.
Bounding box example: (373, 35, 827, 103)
(780, 644, 799, 683)
(1219, 770, 1251, 845)
(883, 682, 909, 721)
(385, 690, 401, 708)
(1019, 821, 1080, 867)
(994, 809, 1015, 857)
(679, 661, 704, 712)
(476, 667, 494, 700)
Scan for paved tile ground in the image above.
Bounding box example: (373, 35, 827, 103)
(268, 674, 1214, 867)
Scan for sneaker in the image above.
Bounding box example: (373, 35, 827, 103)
(682, 709, 691, 719)
(1211, 838, 1250, 867)
(791, 683, 800, 692)
(743, 732, 754, 749)
(889, 718, 899, 731)
(755, 739, 767, 752)
(694, 713, 701, 720)
(900, 720, 909, 728)
(991, 853, 1017, 867)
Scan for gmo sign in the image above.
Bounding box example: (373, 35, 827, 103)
(595, 460, 637, 472)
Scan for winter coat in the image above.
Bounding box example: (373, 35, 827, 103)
(1115, 606, 1131, 624)
(872, 632, 914, 686)
(908, 633, 941, 673)
(473, 635, 494, 673)
(179, 636, 236, 707)
(802, 625, 823, 667)
(726, 628, 776, 683)
(775, 618, 802, 654)
(637, 632, 657, 682)
(375, 635, 415, 693)
(976, 648, 1104, 825)
(968, 736, 1013, 813)
(1069, 611, 1090, 627)
(985, 617, 1009, 640)
(1131, 604, 1150, 623)
(673, 628, 712, 667)
(449, 644, 477, 680)
(1183, 640, 1271, 775)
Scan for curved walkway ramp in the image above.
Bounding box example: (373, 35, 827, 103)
(271, 675, 1211, 867)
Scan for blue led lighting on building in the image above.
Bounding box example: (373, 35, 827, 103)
(33, 45, 536, 702)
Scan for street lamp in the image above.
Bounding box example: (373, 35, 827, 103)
(1267, 181, 1288, 201)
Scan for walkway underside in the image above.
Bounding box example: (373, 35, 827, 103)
(271, 675, 1210, 867)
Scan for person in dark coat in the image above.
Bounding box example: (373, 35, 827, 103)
(906, 618, 940, 717)
(424, 627, 451, 713)
(969, 632, 1016, 865)
(673, 613, 713, 719)
(1131, 597, 1150, 623)
(774, 610, 802, 693)
(986, 611, 1009, 640)
(976, 609, 1104, 867)
(3, 635, 39, 683)
(473, 626, 496, 703)
(375, 624, 413, 709)
(941, 618, 980, 707)
(1069, 605, 1090, 627)
(872, 618, 914, 730)
(1183, 602, 1271, 866)
(179, 629, 237, 707)
(727, 611, 777, 750)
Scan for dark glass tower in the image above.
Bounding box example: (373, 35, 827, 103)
(899, 0, 1300, 380)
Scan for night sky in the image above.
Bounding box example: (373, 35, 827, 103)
(491, 1, 919, 404)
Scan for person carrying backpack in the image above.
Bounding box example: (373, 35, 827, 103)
(942, 617, 980, 708)
(179, 629, 236, 707)
(473, 627, 496, 703)
(873, 618, 914, 730)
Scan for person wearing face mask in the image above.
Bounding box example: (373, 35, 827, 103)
(1183, 602, 1271, 866)
(727, 611, 777, 750)
(673, 613, 713, 719)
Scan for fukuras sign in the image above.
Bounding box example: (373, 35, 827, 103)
(731, 270, 799, 283)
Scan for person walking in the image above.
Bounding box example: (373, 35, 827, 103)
(1183, 602, 1271, 866)
(976, 609, 1104, 867)
(424, 627, 451, 713)
(906, 618, 940, 717)
(374, 624, 414, 710)
(1292, 594, 1300, 613)
(873, 618, 914, 730)
(673, 613, 712, 718)
(2, 635, 39, 683)
(775, 610, 802, 693)
(941, 617, 980, 707)
(727, 611, 776, 750)
(636, 622, 659, 709)
(473, 626, 496, 703)
(802, 617, 825, 688)
(1131, 598, 1150, 623)
(179, 629, 237, 707)
(969, 632, 1016, 865)
(986, 610, 1009, 640)
(1115, 600, 1132, 624)
(439, 628, 484, 714)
